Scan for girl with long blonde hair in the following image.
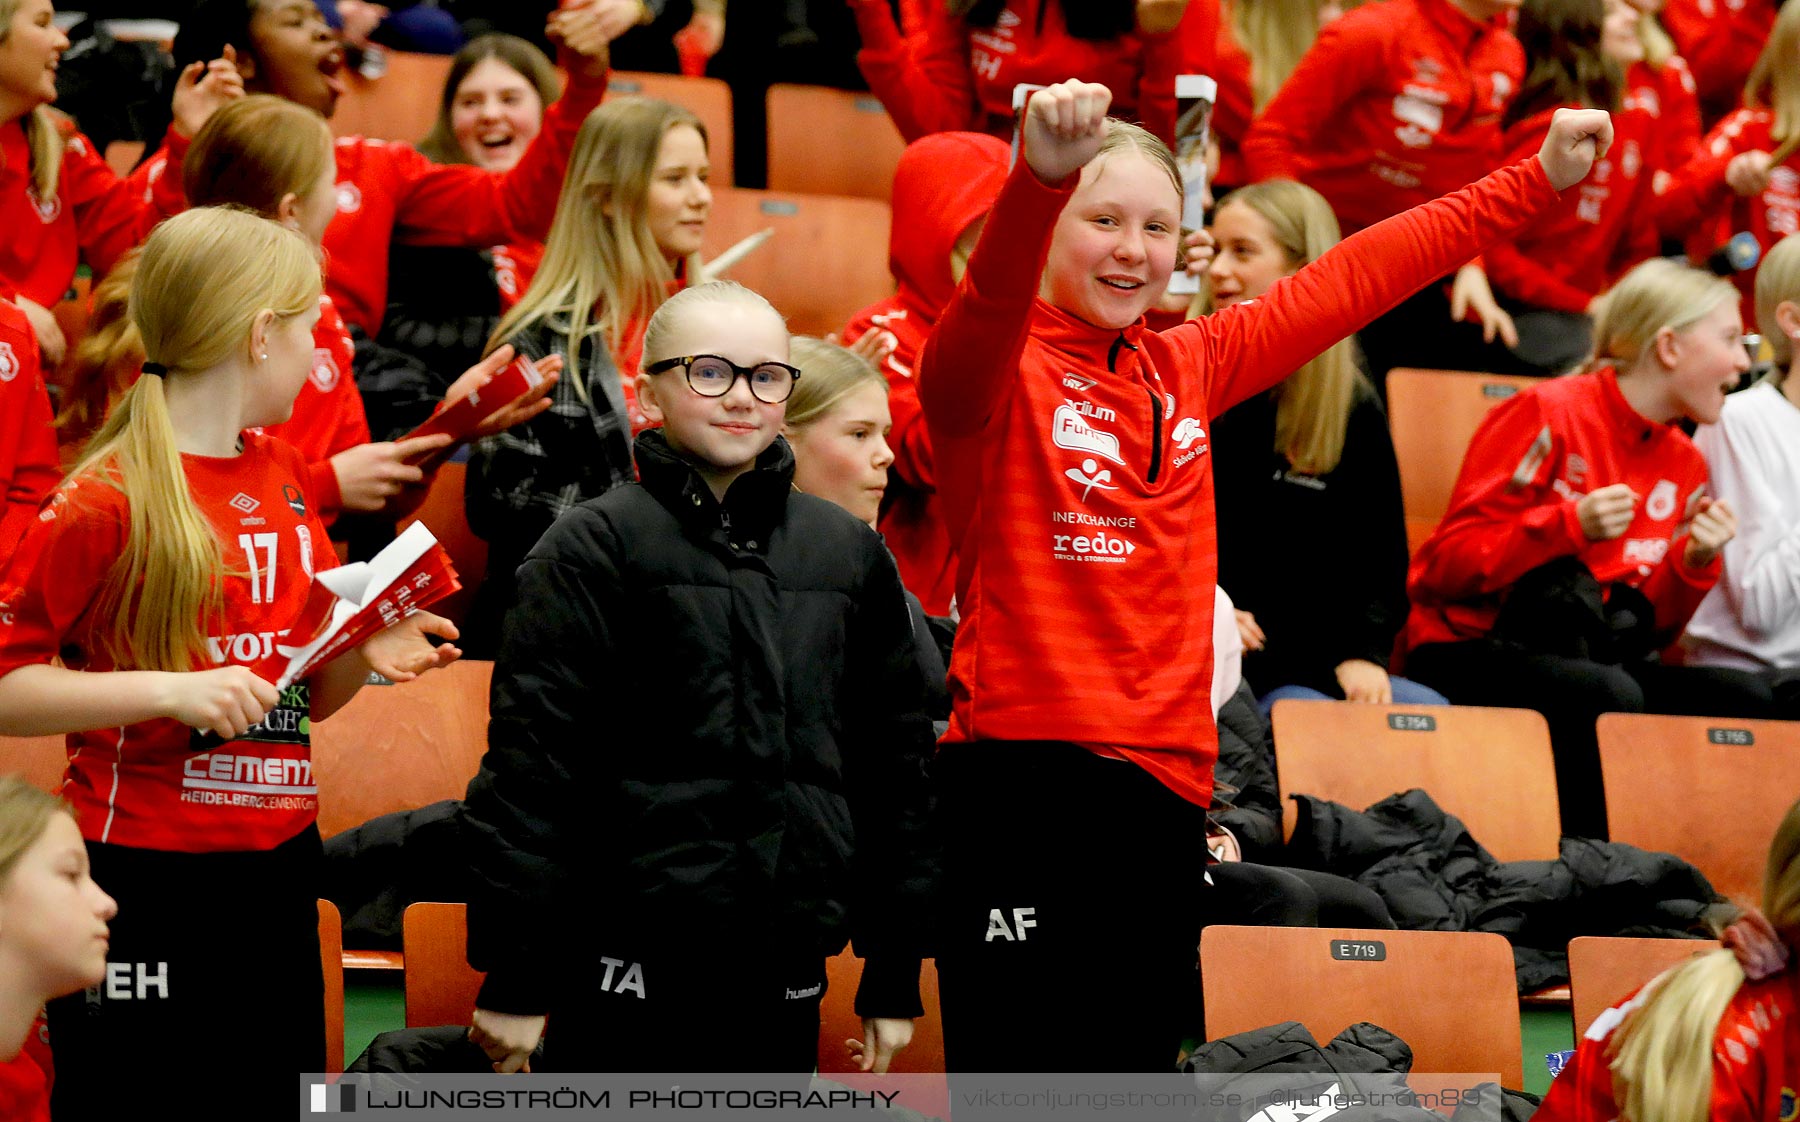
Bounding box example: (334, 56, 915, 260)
(0, 207, 460, 1116)
(466, 95, 711, 654)
(1211, 0, 1344, 188)
(1204, 178, 1444, 711)
(1403, 258, 1774, 839)
(1533, 795, 1800, 1122)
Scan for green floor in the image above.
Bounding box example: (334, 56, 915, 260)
(345, 974, 1575, 1095)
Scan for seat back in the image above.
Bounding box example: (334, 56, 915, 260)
(765, 85, 905, 199)
(1385, 368, 1539, 552)
(1272, 699, 1560, 862)
(397, 458, 486, 630)
(311, 659, 493, 839)
(0, 734, 65, 794)
(1566, 936, 1722, 1037)
(1201, 925, 1523, 1092)
(609, 71, 735, 186)
(402, 901, 486, 1028)
(331, 51, 455, 143)
(1598, 713, 1800, 904)
(319, 899, 346, 1073)
(701, 188, 893, 337)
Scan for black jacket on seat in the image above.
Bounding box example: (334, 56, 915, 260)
(462, 429, 938, 1016)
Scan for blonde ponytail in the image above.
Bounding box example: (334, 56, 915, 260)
(1606, 798, 1800, 1122)
(0, 0, 66, 203)
(68, 207, 321, 672)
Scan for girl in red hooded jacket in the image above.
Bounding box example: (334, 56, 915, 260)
(841, 131, 1009, 617)
(918, 77, 1606, 1071)
(848, 0, 1218, 148)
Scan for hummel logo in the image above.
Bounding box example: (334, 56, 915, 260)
(228, 493, 260, 515)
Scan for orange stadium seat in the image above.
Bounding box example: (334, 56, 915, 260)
(765, 85, 906, 200)
(320, 899, 347, 1073)
(310, 658, 492, 839)
(1271, 699, 1561, 862)
(701, 188, 893, 338)
(397, 458, 486, 630)
(402, 901, 485, 1028)
(0, 734, 65, 794)
(1386, 368, 1539, 553)
(1566, 935, 1721, 1037)
(1597, 713, 1800, 905)
(1202, 925, 1524, 1093)
(330, 50, 454, 143)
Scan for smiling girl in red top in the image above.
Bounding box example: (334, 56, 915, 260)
(919, 78, 1607, 1071)
(0, 208, 458, 1117)
(162, 0, 613, 339)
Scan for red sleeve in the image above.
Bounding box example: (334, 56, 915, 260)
(308, 458, 343, 523)
(0, 306, 58, 563)
(391, 69, 608, 248)
(1533, 1029, 1625, 1122)
(1136, 0, 1219, 146)
(1639, 463, 1723, 633)
(128, 129, 189, 226)
(1661, 58, 1705, 170)
(1650, 114, 1745, 239)
(918, 159, 1071, 542)
(1406, 388, 1588, 603)
(60, 129, 170, 283)
(1662, 0, 1777, 112)
(851, 0, 979, 143)
(0, 478, 122, 681)
(1182, 157, 1561, 416)
(1241, 12, 1386, 181)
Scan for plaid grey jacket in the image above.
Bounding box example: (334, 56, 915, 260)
(465, 314, 639, 549)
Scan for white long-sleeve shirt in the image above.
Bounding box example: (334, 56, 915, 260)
(1683, 378, 1800, 671)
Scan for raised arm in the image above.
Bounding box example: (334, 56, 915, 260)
(1192, 109, 1610, 416)
(919, 82, 1112, 540)
(849, 0, 979, 143)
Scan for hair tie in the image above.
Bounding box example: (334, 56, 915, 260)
(142, 362, 168, 378)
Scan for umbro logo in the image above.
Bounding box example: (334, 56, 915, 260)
(228, 493, 260, 515)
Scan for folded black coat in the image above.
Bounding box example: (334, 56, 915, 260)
(321, 799, 472, 951)
(1283, 789, 1725, 991)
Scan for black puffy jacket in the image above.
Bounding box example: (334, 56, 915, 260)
(462, 429, 938, 1015)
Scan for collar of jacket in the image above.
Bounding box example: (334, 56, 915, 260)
(1416, 0, 1505, 52)
(1031, 296, 1148, 378)
(633, 427, 797, 546)
(1593, 364, 1664, 444)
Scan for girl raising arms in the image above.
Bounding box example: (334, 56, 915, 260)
(919, 78, 1608, 1071)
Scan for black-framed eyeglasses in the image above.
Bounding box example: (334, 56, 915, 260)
(644, 354, 802, 404)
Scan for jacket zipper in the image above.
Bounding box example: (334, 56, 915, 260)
(1109, 333, 1160, 483)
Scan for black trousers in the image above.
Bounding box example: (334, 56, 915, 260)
(934, 742, 1209, 1073)
(541, 950, 826, 1074)
(48, 826, 324, 1120)
(1407, 641, 1775, 839)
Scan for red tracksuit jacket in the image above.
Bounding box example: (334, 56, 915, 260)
(1655, 108, 1800, 322)
(1627, 56, 1703, 187)
(0, 301, 57, 564)
(851, 0, 1218, 146)
(1484, 104, 1658, 312)
(1242, 0, 1522, 233)
(1534, 967, 1800, 1122)
(0, 122, 185, 307)
(1402, 366, 1721, 653)
(919, 148, 1561, 807)
(140, 70, 606, 336)
(842, 131, 1010, 617)
(1661, 0, 1779, 120)
(0, 434, 337, 852)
